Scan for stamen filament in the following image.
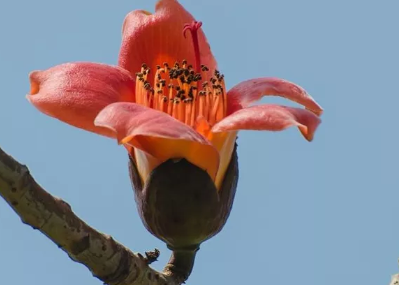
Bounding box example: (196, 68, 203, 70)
(167, 87, 174, 115)
(172, 99, 178, 119)
(199, 93, 205, 118)
(185, 100, 192, 125)
(209, 94, 220, 126)
(178, 99, 185, 122)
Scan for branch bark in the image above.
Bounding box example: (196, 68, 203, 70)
(390, 273, 399, 285)
(0, 146, 182, 285)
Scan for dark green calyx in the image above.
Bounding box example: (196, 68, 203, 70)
(128, 144, 239, 249)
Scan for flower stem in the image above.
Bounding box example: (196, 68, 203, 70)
(163, 246, 199, 283)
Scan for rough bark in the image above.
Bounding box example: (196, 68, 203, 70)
(390, 273, 399, 285)
(0, 146, 183, 285)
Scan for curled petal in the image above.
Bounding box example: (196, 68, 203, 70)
(27, 62, 136, 137)
(118, 0, 217, 82)
(207, 131, 238, 191)
(195, 116, 238, 191)
(227, 77, 323, 116)
(212, 104, 321, 141)
(94, 102, 219, 179)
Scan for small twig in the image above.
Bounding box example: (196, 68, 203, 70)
(144, 249, 161, 264)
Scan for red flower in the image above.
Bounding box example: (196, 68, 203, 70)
(27, 2, 323, 279)
(28, 0, 322, 191)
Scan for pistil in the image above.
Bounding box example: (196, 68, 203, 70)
(183, 21, 203, 73)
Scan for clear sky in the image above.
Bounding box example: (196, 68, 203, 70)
(0, 0, 398, 284)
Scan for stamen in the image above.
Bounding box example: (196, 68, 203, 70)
(161, 96, 168, 113)
(209, 93, 220, 126)
(167, 85, 174, 115)
(198, 91, 205, 118)
(171, 99, 176, 118)
(184, 99, 193, 126)
(135, 60, 226, 133)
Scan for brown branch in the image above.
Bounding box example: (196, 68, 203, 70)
(390, 273, 399, 285)
(0, 146, 181, 285)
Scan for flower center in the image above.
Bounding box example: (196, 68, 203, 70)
(134, 21, 226, 129)
(135, 62, 226, 128)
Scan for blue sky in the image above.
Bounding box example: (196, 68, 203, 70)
(1, 0, 398, 284)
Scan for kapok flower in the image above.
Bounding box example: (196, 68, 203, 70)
(27, 0, 322, 279)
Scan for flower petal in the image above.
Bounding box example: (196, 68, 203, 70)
(227, 77, 323, 116)
(212, 104, 321, 141)
(206, 131, 238, 191)
(118, 0, 217, 81)
(94, 102, 220, 179)
(27, 62, 136, 137)
(194, 116, 238, 190)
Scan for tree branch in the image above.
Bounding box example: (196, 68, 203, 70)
(390, 273, 399, 285)
(0, 146, 181, 285)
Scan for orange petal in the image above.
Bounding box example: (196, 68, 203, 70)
(94, 102, 220, 180)
(195, 115, 211, 137)
(194, 116, 238, 190)
(27, 62, 136, 137)
(133, 148, 162, 185)
(227, 77, 323, 116)
(212, 104, 321, 141)
(206, 131, 238, 191)
(118, 0, 217, 82)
